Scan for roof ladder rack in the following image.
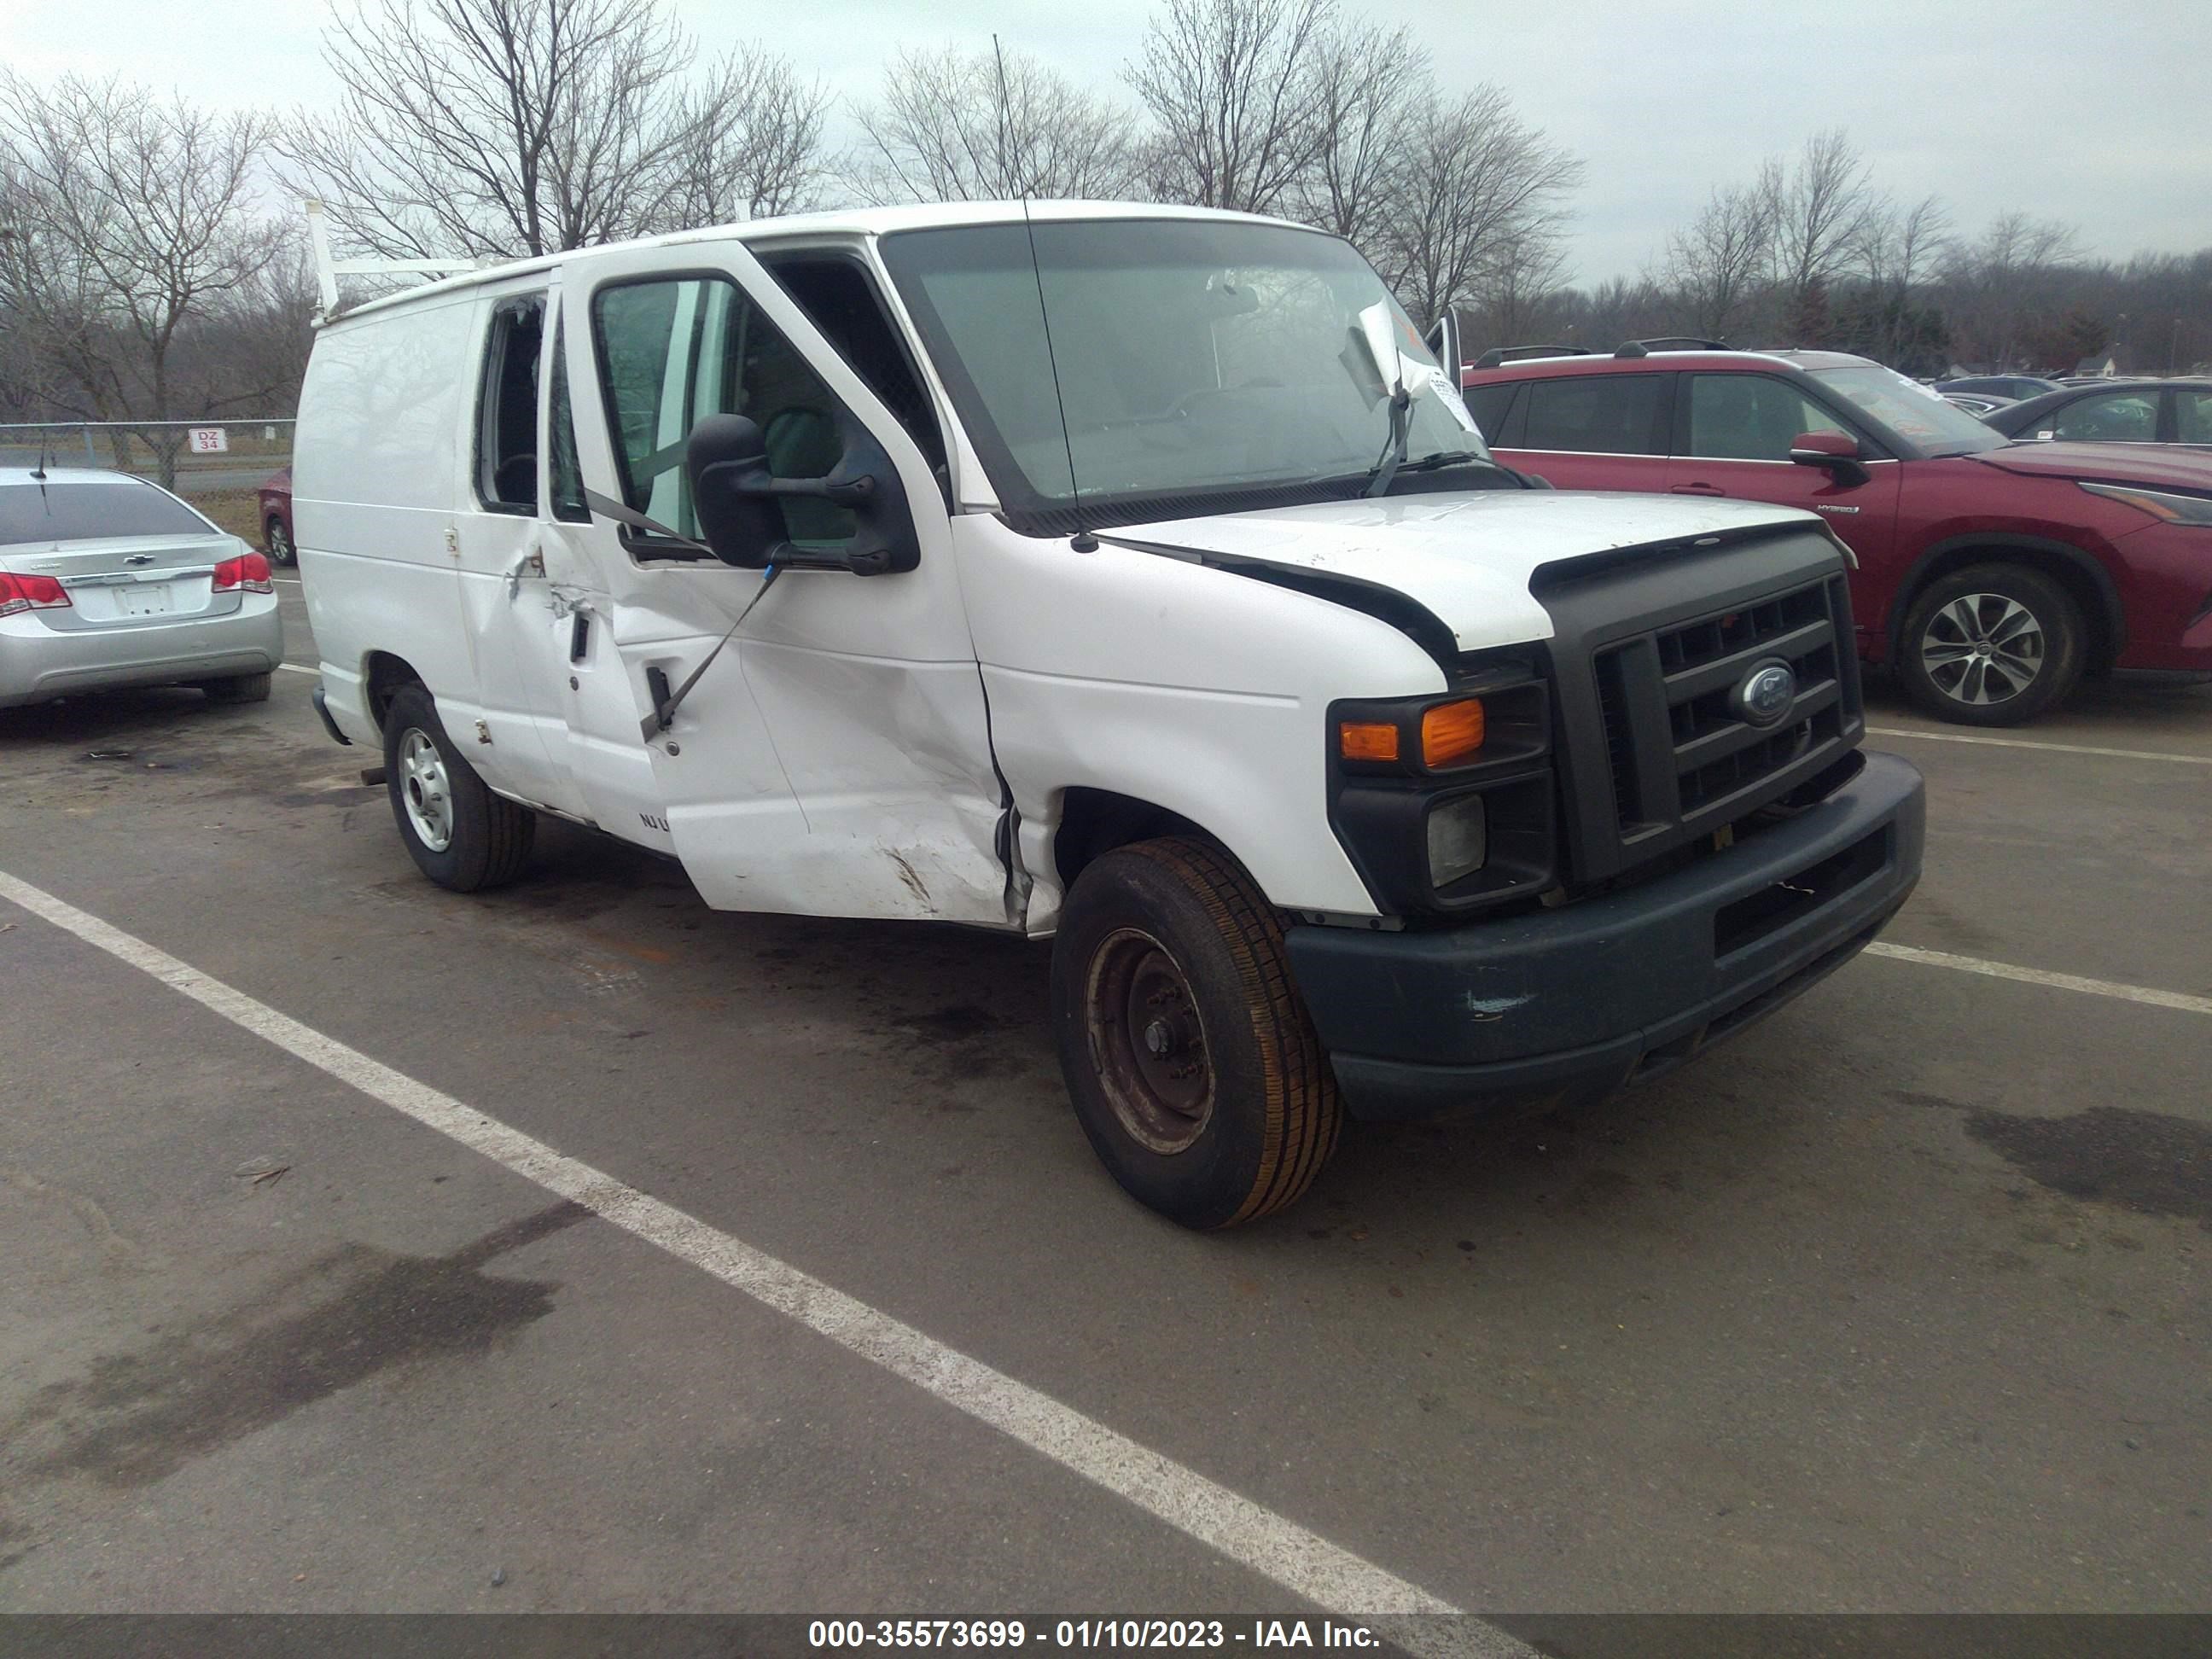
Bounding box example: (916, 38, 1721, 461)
(305, 198, 480, 320)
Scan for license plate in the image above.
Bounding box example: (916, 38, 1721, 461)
(116, 584, 172, 617)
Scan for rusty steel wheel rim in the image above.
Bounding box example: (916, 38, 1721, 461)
(1085, 926, 1214, 1155)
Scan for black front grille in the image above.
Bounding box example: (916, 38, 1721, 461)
(1535, 530, 1865, 886)
(1594, 575, 1852, 838)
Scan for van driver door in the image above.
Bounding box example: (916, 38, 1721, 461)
(555, 240, 1015, 927)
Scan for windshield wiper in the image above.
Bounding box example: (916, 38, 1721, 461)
(1318, 449, 1505, 495)
(1361, 385, 1416, 497)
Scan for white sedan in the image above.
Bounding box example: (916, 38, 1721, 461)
(0, 468, 284, 708)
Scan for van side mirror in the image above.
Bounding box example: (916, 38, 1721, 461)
(684, 410, 919, 576)
(1787, 429, 1868, 485)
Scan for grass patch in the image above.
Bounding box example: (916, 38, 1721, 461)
(194, 489, 265, 544)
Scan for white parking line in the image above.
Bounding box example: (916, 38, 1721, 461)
(0, 870, 1523, 1655)
(1865, 726, 2212, 766)
(1866, 941, 2212, 1016)
(276, 663, 318, 676)
(273, 575, 303, 585)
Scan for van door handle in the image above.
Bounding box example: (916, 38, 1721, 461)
(1670, 483, 1726, 497)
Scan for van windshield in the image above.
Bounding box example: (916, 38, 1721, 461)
(879, 218, 1486, 519)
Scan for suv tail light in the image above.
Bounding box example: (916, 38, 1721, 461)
(212, 551, 274, 594)
(0, 571, 72, 616)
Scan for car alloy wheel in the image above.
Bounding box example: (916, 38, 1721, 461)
(1918, 591, 2046, 707)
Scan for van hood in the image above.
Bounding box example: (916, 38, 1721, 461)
(1107, 491, 1823, 655)
(1975, 441, 2212, 491)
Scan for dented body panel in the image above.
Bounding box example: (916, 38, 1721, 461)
(298, 204, 1854, 934)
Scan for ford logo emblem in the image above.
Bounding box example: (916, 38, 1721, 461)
(1733, 661, 1797, 728)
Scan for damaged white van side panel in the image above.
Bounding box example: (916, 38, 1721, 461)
(550, 237, 1010, 926)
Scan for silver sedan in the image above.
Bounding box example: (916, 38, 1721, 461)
(1, 469, 284, 708)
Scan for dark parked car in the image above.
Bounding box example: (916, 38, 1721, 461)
(1462, 343, 2212, 725)
(1981, 379, 2212, 449)
(1935, 374, 2063, 402)
(1943, 392, 2017, 416)
(257, 467, 294, 566)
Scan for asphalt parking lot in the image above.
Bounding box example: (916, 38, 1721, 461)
(2, 576, 2208, 1636)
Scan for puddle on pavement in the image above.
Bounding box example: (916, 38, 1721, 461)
(1967, 1105, 2212, 1227)
(5, 1201, 589, 1489)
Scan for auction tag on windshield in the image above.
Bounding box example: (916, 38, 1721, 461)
(1416, 362, 1481, 433)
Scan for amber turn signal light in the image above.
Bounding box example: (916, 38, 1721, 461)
(1420, 698, 1487, 767)
(1337, 719, 1400, 763)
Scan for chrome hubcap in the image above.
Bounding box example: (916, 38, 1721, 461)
(397, 728, 454, 852)
(1920, 592, 2045, 706)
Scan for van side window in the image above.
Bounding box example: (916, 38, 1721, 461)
(546, 317, 590, 523)
(763, 256, 946, 477)
(592, 276, 855, 550)
(476, 296, 545, 513)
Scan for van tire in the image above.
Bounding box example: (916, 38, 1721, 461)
(201, 672, 272, 704)
(381, 683, 535, 891)
(1897, 562, 2084, 726)
(1051, 835, 1342, 1229)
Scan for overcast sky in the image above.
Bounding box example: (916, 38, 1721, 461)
(5, 0, 2209, 283)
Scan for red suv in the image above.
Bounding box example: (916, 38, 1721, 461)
(1463, 343, 2212, 724)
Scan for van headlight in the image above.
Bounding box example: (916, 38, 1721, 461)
(1328, 667, 1554, 916)
(1426, 795, 1488, 888)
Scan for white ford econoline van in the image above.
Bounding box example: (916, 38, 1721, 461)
(298, 201, 1924, 1228)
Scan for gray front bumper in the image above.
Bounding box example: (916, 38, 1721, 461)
(1287, 751, 1926, 1121)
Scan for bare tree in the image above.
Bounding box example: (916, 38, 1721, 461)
(1570, 275, 1675, 351)
(1660, 182, 1775, 341)
(1292, 20, 1423, 247)
(664, 48, 836, 224)
(189, 232, 322, 417)
(1474, 222, 1574, 346)
(0, 73, 277, 477)
(854, 44, 1138, 204)
(1764, 128, 1874, 322)
(0, 157, 114, 422)
(1126, 0, 1336, 214)
(1940, 211, 2082, 368)
(1379, 85, 1584, 328)
(279, 0, 827, 262)
(1850, 191, 1950, 364)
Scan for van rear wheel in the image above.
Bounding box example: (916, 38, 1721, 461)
(381, 683, 534, 891)
(1051, 836, 1342, 1229)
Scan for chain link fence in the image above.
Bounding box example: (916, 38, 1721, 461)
(1, 419, 294, 544)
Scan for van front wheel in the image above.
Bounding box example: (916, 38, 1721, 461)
(381, 683, 535, 891)
(1051, 836, 1342, 1229)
